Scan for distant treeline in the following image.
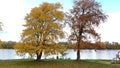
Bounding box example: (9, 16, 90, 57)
(1, 41, 120, 49)
(105, 42, 120, 49)
(59, 42, 120, 49)
(1, 41, 16, 49)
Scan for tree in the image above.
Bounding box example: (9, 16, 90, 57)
(0, 22, 3, 48)
(14, 2, 66, 61)
(0, 22, 2, 31)
(65, 0, 107, 60)
(0, 40, 3, 48)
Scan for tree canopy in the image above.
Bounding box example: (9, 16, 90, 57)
(14, 2, 66, 61)
(0, 22, 3, 48)
(65, 0, 107, 60)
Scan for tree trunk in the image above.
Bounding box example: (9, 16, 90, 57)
(77, 49, 80, 60)
(36, 51, 42, 61)
(76, 40, 80, 60)
(76, 26, 83, 60)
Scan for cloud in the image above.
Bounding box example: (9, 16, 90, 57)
(0, 0, 32, 41)
(98, 12, 120, 42)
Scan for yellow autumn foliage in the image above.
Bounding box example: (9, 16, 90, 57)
(0, 40, 3, 49)
(14, 2, 66, 60)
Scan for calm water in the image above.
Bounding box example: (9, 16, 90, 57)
(0, 49, 119, 60)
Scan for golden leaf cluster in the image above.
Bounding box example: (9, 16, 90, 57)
(14, 2, 66, 58)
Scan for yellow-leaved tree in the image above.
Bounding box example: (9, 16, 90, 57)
(0, 22, 3, 48)
(0, 40, 3, 48)
(14, 2, 66, 61)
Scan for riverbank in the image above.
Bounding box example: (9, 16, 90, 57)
(0, 59, 120, 68)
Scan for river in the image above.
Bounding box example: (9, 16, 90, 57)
(0, 49, 119, 60)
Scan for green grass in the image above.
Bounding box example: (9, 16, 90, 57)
(0, 59, 120, 68)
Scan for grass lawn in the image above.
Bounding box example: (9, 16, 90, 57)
(0, 59, 120, 68)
